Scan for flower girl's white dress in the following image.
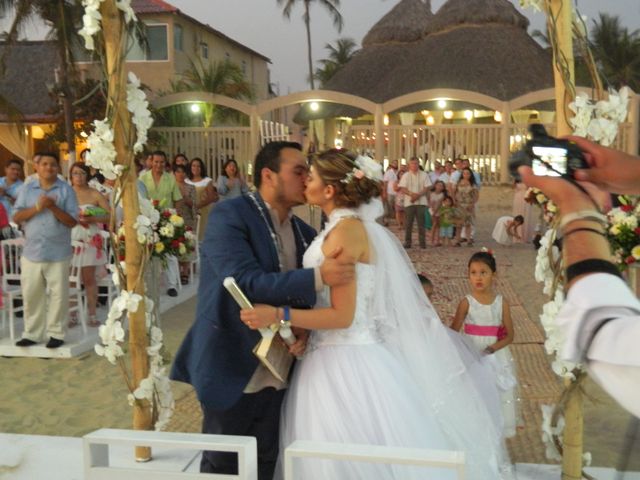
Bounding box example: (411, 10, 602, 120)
(278, 200, 512, 480)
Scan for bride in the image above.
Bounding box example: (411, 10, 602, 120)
(240, 149, 511, 479)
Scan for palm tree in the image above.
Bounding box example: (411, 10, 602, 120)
(590, 13, 640, 91)
(158, 58, 254, 127)
(277, 0, 343, 90)
(0, 0, 84, 160)
(313, 37, 357, 87)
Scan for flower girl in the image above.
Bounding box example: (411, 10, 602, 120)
(452, 250, 519, 438)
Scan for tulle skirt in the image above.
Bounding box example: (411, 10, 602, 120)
(279, 341, 492, 480)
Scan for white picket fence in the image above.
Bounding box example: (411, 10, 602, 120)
(259, 120, 290, 146)
(152, 120, 289, 179)
(345, 122, 635, 185)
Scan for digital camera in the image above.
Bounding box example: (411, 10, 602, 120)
(509, 124, 589, 180)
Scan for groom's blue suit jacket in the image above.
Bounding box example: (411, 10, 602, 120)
(171, 193, 317, 411)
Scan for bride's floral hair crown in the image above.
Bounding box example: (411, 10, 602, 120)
(340, 154, 384, 185)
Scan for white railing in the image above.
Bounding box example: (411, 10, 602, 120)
(345, 124, 503, 184)
(152, 127, 252, 180)
(259, 120, 290, 145)
(83, 428, 257, 480)
(283, 440, 466, 480)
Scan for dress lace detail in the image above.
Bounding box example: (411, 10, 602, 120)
(303, 208, 381, 348)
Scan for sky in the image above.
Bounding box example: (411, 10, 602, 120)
(4, 0, 639, 93)
(167, 0, 640, 94)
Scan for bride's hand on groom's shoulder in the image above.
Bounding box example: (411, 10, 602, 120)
(320, 247, 356, 287)
(240, 304, 276, 330)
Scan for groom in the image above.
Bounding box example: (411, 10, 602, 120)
(171, 141, 354, 479)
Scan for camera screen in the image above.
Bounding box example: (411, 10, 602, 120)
(531, 146, 568, 177)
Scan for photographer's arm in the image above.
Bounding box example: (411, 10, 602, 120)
(519, 165, 640, 417)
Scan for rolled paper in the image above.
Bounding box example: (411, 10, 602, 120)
(223, 277, 273, 339)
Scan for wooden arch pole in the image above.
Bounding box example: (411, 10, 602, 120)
(101, 1, 153, 461)
(545, 1, 583, 479)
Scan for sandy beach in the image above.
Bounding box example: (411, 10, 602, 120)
(0, 185, 637, 470)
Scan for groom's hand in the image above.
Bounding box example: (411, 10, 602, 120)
(320, 247, 356, 287)
(288, 327, 309, 357)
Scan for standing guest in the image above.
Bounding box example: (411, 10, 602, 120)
(216, 158, 248, 202)
(171, 142, 354, 479)
(429, 161, 444, 184)
(428, 180, 446, 246)
(452, 251, 519, 438)
(451, 157, 482, 188)
(438, 195, 457, 247)
(69, 162, 110, 327)
(492, 215, 524, 246)
(0, 158, 24, 218)
(173, 153, 189, 168)
(13, 153, 78, 348)
(393, 169, 406, 228)
(452, 167, 479, 246)
(139, 150, 183, 297)
(512, 180, 537, 243)
(174, 163, 197, 284)
(398, 156, 432, 249)
(381, 159, 398, 225)
(187, 157, 218, 242)
(439, 160, 456, 195)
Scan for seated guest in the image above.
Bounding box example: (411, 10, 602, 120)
(13, 153, 78, 348)
(215, 159, 248, 202)
(0, 158, 24, 219)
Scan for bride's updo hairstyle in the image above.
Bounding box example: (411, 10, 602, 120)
(312, 149, 381, 208)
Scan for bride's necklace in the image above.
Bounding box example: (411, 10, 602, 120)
(248, 193, 308, 271)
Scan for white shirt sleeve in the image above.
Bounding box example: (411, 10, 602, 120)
(557, 273, 640, 417)
(398, 173, 408, 189)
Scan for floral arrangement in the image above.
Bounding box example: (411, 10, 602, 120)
(341, 154, 383, 184)
(123, 199, 196, 264)
(569, 88, 630, 147)
(525, 187, 558, 225)
(606, 196, 640, 269)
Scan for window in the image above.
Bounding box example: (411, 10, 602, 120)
(200, 42, 208, 59)
(225, 52, 230, 62)
(242, 60, 247, 75)
(126, 24, 168, 61)
(174, 24, 183, 51)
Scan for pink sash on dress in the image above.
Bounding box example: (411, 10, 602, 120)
(464, 324, 507, 339)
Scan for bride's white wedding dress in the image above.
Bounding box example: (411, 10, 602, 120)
(279, 199, 512, 480)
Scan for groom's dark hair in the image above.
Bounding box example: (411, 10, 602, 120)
(254, 141, 302, 189)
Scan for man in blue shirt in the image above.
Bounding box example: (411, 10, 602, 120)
(13, 152, 78, 348)
(0, 158, 24, 219)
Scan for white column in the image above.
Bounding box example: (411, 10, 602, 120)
(499, 102, 511, 184)
(374, 105, 385, 164)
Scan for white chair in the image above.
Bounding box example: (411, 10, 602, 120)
(95, 230, 118, 310)
(1, 237, 25, 340)
(70, 241, 89, 334)
(283, 441, 466, 480)
(188, 214, 201, 284)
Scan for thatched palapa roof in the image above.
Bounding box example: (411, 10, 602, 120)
(362, 0, 433, 47)
(298, 0, 554, 121)
(0, 41, 60, 122)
